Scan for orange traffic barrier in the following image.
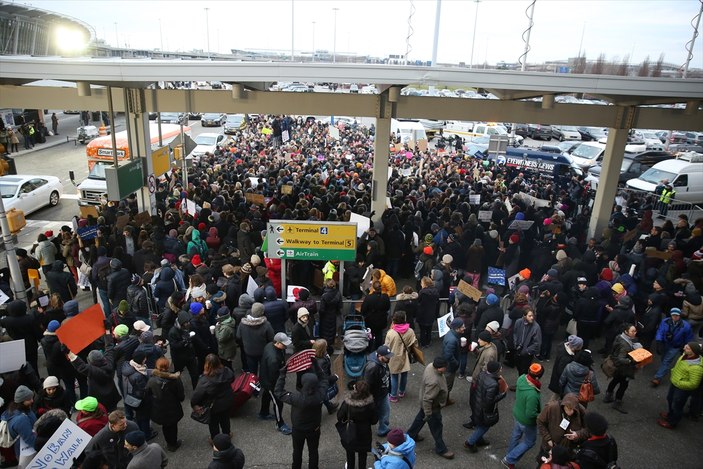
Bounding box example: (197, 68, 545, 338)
(98, 126, 107, 136)
(27, 268, 40, 291)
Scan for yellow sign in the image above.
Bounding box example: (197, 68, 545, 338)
(266, 221, 357, 261)
(151, 145, 170, 176)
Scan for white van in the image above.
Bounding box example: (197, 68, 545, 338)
(391, 119, 428, 148)
(625, 152, 703, 203)
(570, 140, 648, 169)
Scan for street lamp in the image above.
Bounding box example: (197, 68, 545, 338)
(312, 21, 316, 62)
(205, 7, 211, 58)
(332, 7, 339, 63)
(158, 18, 164, 51)
(470, 1, 480, 69)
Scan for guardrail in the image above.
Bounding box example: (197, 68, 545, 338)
(616, 186, 702, 223)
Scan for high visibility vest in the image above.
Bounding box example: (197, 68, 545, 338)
(660, 189, 675, 204)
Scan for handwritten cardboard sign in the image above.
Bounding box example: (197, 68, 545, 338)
(245, 193, 265, 206)
(457, 280, 482, 302)
(55, 304, 105, 354)
(133, 211, 151, 227)
(115, 214, 130, 230)
(27, 419, 91, 469)
(281, 185, 293, 195)
(78, 205, 98, 219)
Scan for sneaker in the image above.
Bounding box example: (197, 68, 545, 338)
(438, 451, 454, 459)
(501, 458, 515, 469)
(389, 396, 399, 403)
(278, 424, 292, 435)
(466, 376, 473, 383)
(458, 374, 466, 380)
(398, 392, 406, 398)
(258, 413, 276, 421)
(463, 441, 477, 453)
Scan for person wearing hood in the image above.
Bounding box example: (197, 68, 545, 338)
(153, 265, 177, 310)
(291, 307, 315, 353)
(45, 259, 77, 302)
(0, 385, 37, 466)
(236, 302, 275, 375)
(110, 300, 138, 333)
(107, 258, 132, 308)
(475, 293, 503, 341)
(572, 287, 601, 349)
(318, 278, 343, 355)
(187, 228, 208, 257)
(373, 428, 417, 469)
(363, 346, 393, 437)
(536, 393, 588, 462)
(394, 286, 419, 327)
(168, 311, 199, 389)
(33, 233, 57, 275)
(657, 341, 703, 429)
(205, 226, 221, 251)
(191, 354, 235, 439)
(441, 318, 465, 405)
(158, 291, 185, 340)
(133, 329, 164, 369)
(370, 269, 397, 297)
(40, 320, 78, 405)
(547, 335, 583, 400)
(603, 323, 641, 414)
(384, 311, 419, 403)
(0, 300, 42, 377)
(651, 308, 694, 387)
(259, 333, 293, 435)
(603, 295, 635, 356)
(559, 350, 601, 404)
(275, 357, 328, 469)
(501, 363, 544, 469)
(207, 433, 245, 469)
(214, 306, 237, 370)
(640, 292, 666, 351)
(147, 357, 185, 451)
(32, 376, 71, 417)
(336, 380, 378, 469)
(263, 285, 288, 333)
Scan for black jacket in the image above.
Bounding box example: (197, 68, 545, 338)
(548, 343, 575, 394)
(472, 370, 506, 427)
(146, 369, 184, 425)
(336, 394, 378, 451)
(114, 336, 140, 378)
(40, 332, 75, 381)
(121, 361, 151, 410)
(318, 287, 343, 340)
(126, 285, 149, 319)
(363, 353, 390, 400)
(71, 336, 121, 411)
(207, 445, 245, 469)
(361, 292, 391, 331)
(86, 420, 140, 469)
(259, 342, 285, 390)
(275, 366, 328, 432)
(0, 300, 42, 365)
(107, 267, 132, 304)
(45, 260, 77, 302)
(290, 320, 314, 353)
(191, 367, 235, 414)
(417, 286, 439, 326)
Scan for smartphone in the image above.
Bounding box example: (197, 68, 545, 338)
(38, 295, 49, 307)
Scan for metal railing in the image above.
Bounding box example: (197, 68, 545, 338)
(615, 186, 702, 223)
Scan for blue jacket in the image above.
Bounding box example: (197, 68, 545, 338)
(1, 408, 37, 457)
(655, 317, 693, 348)
(374, 434, 416, 469)
(263, 286, 288, 334)
(442, 330, 461, 373)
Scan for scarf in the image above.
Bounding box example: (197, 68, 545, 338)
(130, 360, 148, 376)
(392, 323, 410, 335)
(526, 374, 542, 390)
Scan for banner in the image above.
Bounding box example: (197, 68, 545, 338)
(437, 311, 454, 338)
(508, 219, 534, 231)
(27, 419, 91, 469)
(487, 267, 506, 286)
(0, 339, 26, 373)
(286, 349, 316, 373)
(76, 226, 98, 241)
(55, 304, 105, 354)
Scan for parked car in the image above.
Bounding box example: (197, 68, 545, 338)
(633, 130, 666, 150)
(557, 141, 581, 154)
(211, 81, 223, 89)
(201, 113, 226, 127)
(188, 132, 227, 162)
(585, 150, 672, 189)
(669, 143, 703, 153)
(539, 144, 564, 154)
(0, 175, 63, 216)
(513, 124, 529, 137)
(551, 125, 581, 141)
(188, 112, 202, 120)
(578, 126, 608, 141)
(685, 132, 703, 145)
(158, 112, 188, 125)
(626, 152, 703, 203)
(527, 124, 552, 140)
(223, 114, 247, 134)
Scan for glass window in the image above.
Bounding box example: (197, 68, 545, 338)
(639, 168, 676, 184)
(629, 162, 641, 173)
(673, 174, 688, 187)
(0, 183, 18, 198)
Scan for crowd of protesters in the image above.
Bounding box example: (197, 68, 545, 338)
(1, 113, 702, 468)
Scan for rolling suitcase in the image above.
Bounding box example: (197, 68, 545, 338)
(230, 371, 261, 415)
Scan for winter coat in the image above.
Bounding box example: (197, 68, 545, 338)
(275, 368, 328, 432)
(548, 343, 576, 394)
(318, 286, 342, 341)
(122, 361, 151, 411)
(215, 316, 238, 361)
(609, 334, 639, 379)
(513, 374, 541, 426)
(191, 367, 235, 414)
(336, 394, 378, 451)
(126, 285, 149, 319)
(71, 337, 121, 411)
(394, 292, 419, 325)
(125, 442, 168, 469)
(133, 342, 164, 369)
(655, 317, 694, 349)
(232, 294, 254, 324)
(45, 260, 77, 302)
(263, 286, 288, 333)
(168, 325, 194, 359)
(536, 394, 588, 452)
(259, 342, 286, 390)
(114, 336, 140, 379)
(418, 363, 447, 416)
(237, 229, 255, 261)
(363, 353, 391, 400)
(472, 369, 506, 427)
(416, 286, 439, 326)
(264, 257, 282, 296)
(384, 325, 418, 374)
(370, 269, 396, 297)
(670, 354, 703, 391)
(290, 320, 314, 353)
(40, 332, 75, 382)
(85, 419, 140, 469)
(288, 298, 318, 324)
(560, 362, 601, 396)
(146, 369, 184, 425)
(471, 342, 498, 382)
(108, 267, 132, 305)
(683, 296, 703, 322)
(373, 435, 417, 469)
(513, 318, 542, 356)
(442, 329, 462, 373)
(75, 403, 108, 436)
(32, 386, 72, 416)
(537, 297, 562, 336)
(0, 407, 37, 458)
(187, 229, 208, 256)
(36, 239, 57, 267)
(362, 291, 391, 332)
(153, 267, 177, 309)
(207, 445, 245, 469)
(476, 304, 503, 336)
(0, 300, 41, 367)
(236, 315, 274, 358)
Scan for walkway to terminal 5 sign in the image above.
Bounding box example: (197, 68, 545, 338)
(266, 221, 357, 261)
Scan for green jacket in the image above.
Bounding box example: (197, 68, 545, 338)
(215, 316, 238, 361)
(671, 355, 703, 391)
(513, 374, 541, 426)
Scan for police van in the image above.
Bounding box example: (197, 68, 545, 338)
(626, 152, 703, 203)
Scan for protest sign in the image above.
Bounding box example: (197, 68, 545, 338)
(246, 276, 258, 297)
(245, 193, 265, 206)
(0, 339, 26, 373)
(478, 210, 493, 222)
(0, 289, 9, 305)
(183, 199, 197, 216)
(504, 197, 513, 213)
(457, 280, 482, 302)
(487, 267, 506, 286)
(350, 212, 370, 239)
(469, 194, 481, 205)
(79, 205, 98, 219)
(507, 273, 521, 290)
(27, 419, 91, 469)
(437, 311, 455, 338)
(518, 191, 552, 208)
(281, 185, 293, 195)
(508, 219, 535, 231)
(133, 211, 151, 227)
(287, 285, 308, 303)
(76, 226, 98, 241)
(55, 304, 105, 354)
(645, 247, 672, 260)
(286, 349, 315, 373)
(115, 214, 130, 230)
(360, 265, 374, 293)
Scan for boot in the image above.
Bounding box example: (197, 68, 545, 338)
(612, 400, 628, 414)
(603, 391, 614, 404)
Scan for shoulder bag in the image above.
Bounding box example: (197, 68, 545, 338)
(335, 404, 356, 447)
(190, 403, 212, 424)
(578, 371, 595, 404)
(396, 330, 425, 366)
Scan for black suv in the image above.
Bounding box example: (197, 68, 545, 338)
(587, 150, 671, 186)
(527, 124, 552, 140)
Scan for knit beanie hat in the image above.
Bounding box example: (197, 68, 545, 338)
(486, 293, 499, 305)
(14, 385, 33, 403)
(212, 434, 233, 451)
(386, 428, 405, 447)
(688, 342, 702, 356)
(125, 430, 145, 447)
(567, 335, 584, 351)
(478, 330, 492, 343)
(190, 302, 204, 315)
(555, 250, 567, 261)
(114, 324, 129, 338)
(528, 362, 544, 378)
(47, 320, 60, 333)
(486, 361, 501, 373)
(87, 350, 106, 365)
(43, 376, 60, 389)
(251, 302, 265, 318)
(585, 412, 608, 436)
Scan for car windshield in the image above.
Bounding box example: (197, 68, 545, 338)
(558, 142, 579, 152)
(620, 159, 633, 172)
(194, 135, 218, 145)
(88, 162, 109, 180)
(642, 132, 658, 139)
(202, 114, 220, 119)
(226, 116, 244, 125)
(160, 113, 179, 120)
(561, 126, 579, 132)
(0, 183, 18, 198)
(639, 167, 676, 184)
(572, 144, 602, 159)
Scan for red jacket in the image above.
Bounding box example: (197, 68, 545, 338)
(265, 257, 282, 296)
(76, 404, 109, 437)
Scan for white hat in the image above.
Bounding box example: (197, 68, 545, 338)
(442, 254, 453, 265)
(43, 376, 60, 389)
(133, 320, 150, 332)
(486, 321, 501, 333)
(297, 307, 310, 319)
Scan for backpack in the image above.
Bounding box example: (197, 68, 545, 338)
(578, 371, 595, 404)
(0, 419, 18, 448)
(96, 262, 111, 290)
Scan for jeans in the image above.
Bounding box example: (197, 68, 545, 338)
(292, 428, 320, 469)
(129, 406, 151, 436)
(504, 420, 537, 464)
(667, 385, 692, 426)
(208, 410, 231, 438)
(466, 425, 490, 445)
(97, 289, 110, 317)
(386, 259, 400, 279)
(655, 346, 680, 380)
(407, 409, 447, 455)
(390, 372, 408, 398)
(376, 394, 390, 435)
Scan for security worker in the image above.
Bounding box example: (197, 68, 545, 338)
(659, 184, 676, 216)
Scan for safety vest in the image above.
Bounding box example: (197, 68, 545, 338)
(659, 189, 675, 204)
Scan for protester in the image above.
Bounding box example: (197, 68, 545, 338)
(32, 376, 71, 416)
(657, 341, 703, 429)
(536, 393, 587, 461)
(465, 330, 499, 428)
(604, 323, 641, 414)
(75, 396, 109, 437)
(373, 427, 416, 469)
(123, 430, 168, 469)
(68, 328, 121, 412)
(259, 332, 293, 434)
(87, 410, 140, 469)
(207, 433, 245, 469)
(464, 361, 507, 452)
(336, 380, 378, 469)
(0, 385, 37, 467)
(384, 311, 419, 402)
(146, 357, 185, 451)
(575, 412, 619, 469)
(651, 307, 694, 387)
(191, 354, 235, 440)
(363, 345, 392, 437)
(236, 302, 275, 375)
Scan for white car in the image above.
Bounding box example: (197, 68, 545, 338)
(634, 130, 665, 151)
(0, 175, 63, 215)
(188, 132, 227, 162)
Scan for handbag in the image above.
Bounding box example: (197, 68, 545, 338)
(601, 357, 617, 379)
(326, 382, 339, 402)
(566, 318, 578, 336)
(190, 404, 212, 424)
(335, 405, 356, 447)
(396, 331, 424, 365)
(123, 394, 142, 408)
(578, 371, 595, 403)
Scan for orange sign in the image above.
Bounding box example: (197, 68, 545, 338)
(56, 304, 106, 354)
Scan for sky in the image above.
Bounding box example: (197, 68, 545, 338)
(22, 0, 703, 69)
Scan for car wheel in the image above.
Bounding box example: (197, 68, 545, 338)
(547, 136, 552, 141)
(559, 135, 564, 142)
(49, 191, 60, 207)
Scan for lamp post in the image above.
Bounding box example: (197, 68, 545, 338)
(333, 7, 339, 63)
(470, 1, 480, 68)
(204, 7, 211, 58)
(312, 21, 316, 62)
(158, 18, 164, 51)
(114, 22, 118, 48)
(291, 0, 295, 61)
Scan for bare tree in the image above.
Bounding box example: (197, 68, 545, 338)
(638, 56, 651, 77)
(651, 53, 665, 77)
(590, 53, 606, 75)
(616, 55, 630, 76)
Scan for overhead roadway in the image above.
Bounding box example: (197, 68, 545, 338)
(1, 56, 702, 240)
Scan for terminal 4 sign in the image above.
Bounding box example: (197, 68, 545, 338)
(266, 221, 357, 261)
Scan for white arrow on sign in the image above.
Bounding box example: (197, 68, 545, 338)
(275, 226, 284, 233)
(276, 249, 285, 257)
(276, 237, 285, 245)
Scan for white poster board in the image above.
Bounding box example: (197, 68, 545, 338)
(437, 311, 454, 338)
(329, 126, 340, 140)
(286, 285, 308, 303)
(504, 198, 513, 213)
(0, 339, 26, 373)
(350, 212, 371, 239)
(508, 219, 535, 231)
(27, 419, 92, 469)
(0, 289, 9, 305)
(183, 199, 197, 216)
(478, 210, 493, 222)
(247, 276, 258, 297)
(469, 194, 481, 205)
(507, 273, 521, 291)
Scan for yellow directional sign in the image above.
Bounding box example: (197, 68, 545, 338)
(266, 221, 357, 261)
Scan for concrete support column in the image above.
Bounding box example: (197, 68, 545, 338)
(587, 127, 629, 240)
(371, 97, 392, 226)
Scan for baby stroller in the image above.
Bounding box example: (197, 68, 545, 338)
(342, 315, 371, 379)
